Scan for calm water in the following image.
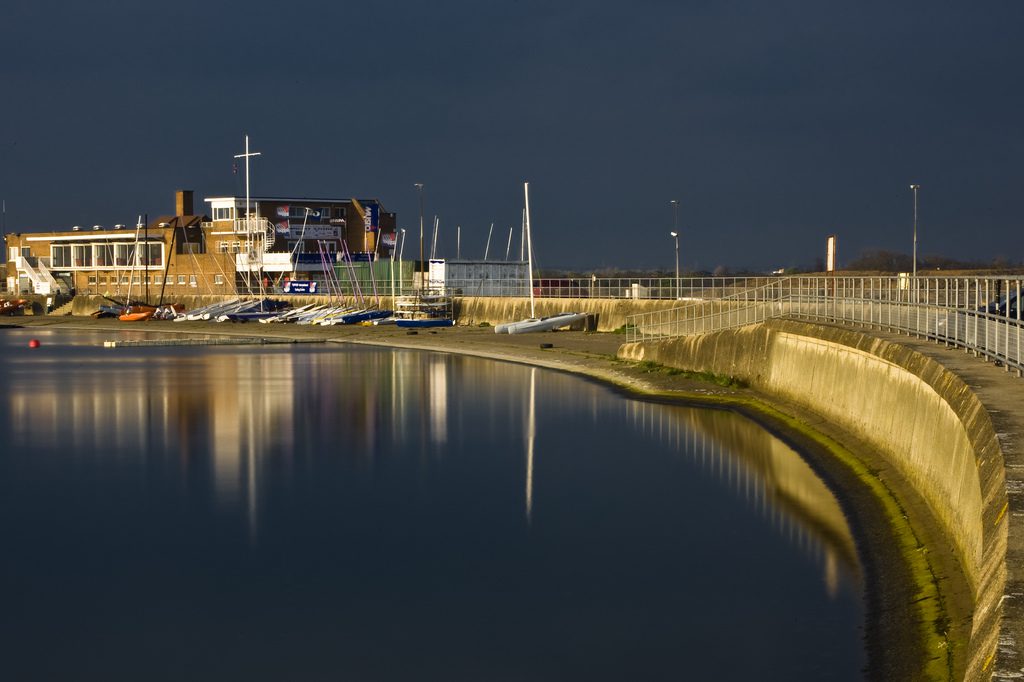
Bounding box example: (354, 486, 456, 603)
(0, 328, 865, 681)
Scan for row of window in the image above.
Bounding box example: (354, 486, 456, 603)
(51, 243, 163, 269)
(87, 274, 226, 287)
(211, 240, 340, 254)
(212, 206, 347, 221)
(288, 206, 346, 220)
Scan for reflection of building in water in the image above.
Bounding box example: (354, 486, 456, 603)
(429, 359, 448, 445)
(625, 400, 862, 597)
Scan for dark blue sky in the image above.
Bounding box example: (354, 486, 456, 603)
(2, 1, 1022, 271)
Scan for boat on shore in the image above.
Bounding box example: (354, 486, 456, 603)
(119, 304, 156, 322)
(498, 312, 588, 334)
(396, 318, 456, 328)
(495, 182, 584, 335)
(0, 298, 28, 315)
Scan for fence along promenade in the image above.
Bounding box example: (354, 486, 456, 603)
(624, 276, 1024, 376)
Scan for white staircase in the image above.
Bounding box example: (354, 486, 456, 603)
(15, 256, 66, 295)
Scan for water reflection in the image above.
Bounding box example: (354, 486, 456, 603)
(622, 400, 861, 597)
(0, 331, 865, 680)
(2, 338, 861, 595)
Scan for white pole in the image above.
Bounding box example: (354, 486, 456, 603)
(505, 226, 513, 261)
(456, 225, 461, 260)
(398, 228, 406, 295)
(484, 222, 494, 260)
(431, 216, 439, 260)
(234, 135, 261, 294)
(524, 182, 535, 319)
(520, 209, 525, 261)
(910, 184, 920, 279)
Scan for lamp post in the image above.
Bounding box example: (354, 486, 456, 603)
(909, 184, 920, 279)
(670, 231, 679, 299)
(399, 228, 407, 294)
(414, 183, 424, 290)
(670, 199, 679, 299)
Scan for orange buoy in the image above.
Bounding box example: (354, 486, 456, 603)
(28, 339, 40, 348)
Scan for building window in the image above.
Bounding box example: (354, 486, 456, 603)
(71, 244, 93, 268)
(218, 241, 229, 253)
(51, 244, 72, 268)
(141, 243, 163, 268)
(87, 276, 97, 286)
(94, 244, 114, 267)
(177, 275, 186, 285)
(231, 241, 241, 253)
(320, 207, 331, 220)
(214, 274, 224, 285)
(189, 275, 197, 287)
(213, 207, 235, 221)
(114, 243, 134, 266)
(334, 207, 346, 219)
(132, 275, 141, 285)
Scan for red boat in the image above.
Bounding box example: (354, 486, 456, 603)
(118, 305, 156, 322)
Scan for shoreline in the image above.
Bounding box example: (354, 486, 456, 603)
(4, 315, 964, 679)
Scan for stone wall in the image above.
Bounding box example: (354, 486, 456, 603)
(619, 319, 1007, 681)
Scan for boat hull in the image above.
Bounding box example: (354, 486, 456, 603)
(395, 318, 455, 328)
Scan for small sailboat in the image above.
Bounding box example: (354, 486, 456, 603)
(496, 183, 586, 334)
(118, 304, 156, 322)
(395, 317, 456, 328)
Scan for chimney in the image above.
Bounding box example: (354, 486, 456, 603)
(175, 190, 194, 216)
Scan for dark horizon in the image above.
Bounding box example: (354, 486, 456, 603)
(3, 1, 1022, 272)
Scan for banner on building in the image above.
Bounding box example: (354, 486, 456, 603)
(364, 203, 379, 232)
(381, 232, 397, 248)
(284, 280, 317, 294)
(350, 198, 379, 232)
(342, 251, 376, 262)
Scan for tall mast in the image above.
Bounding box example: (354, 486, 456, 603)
(524, 182, 535, 319)
(234, 135, 261, 293)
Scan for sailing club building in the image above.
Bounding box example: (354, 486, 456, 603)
(3, 190, 398, 297)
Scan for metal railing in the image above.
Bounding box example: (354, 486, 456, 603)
(438, 276, 781, 300)
(625, 276, 1024, 374)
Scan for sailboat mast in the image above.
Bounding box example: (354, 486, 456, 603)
(524, 182, 535, 319)
(484, 222, 493, 260)
(125, 215, 142, 306)
(234, 135, 261, 294)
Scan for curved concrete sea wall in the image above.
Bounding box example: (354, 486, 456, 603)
(619, 319, 1007, 681)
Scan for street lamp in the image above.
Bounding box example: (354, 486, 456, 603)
(909, 184, 920, 279)
(670, 199, 679, 298)
(414, 183, 424, 290)
(399, 228, 407, 294)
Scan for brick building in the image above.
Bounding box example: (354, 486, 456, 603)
(3, 190, 397, 298)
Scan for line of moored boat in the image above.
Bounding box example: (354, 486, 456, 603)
(91, 298, 457, 328)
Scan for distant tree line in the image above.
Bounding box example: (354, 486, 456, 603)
(842, 250, 1022, 273)
(539, 251, 1022, 279)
